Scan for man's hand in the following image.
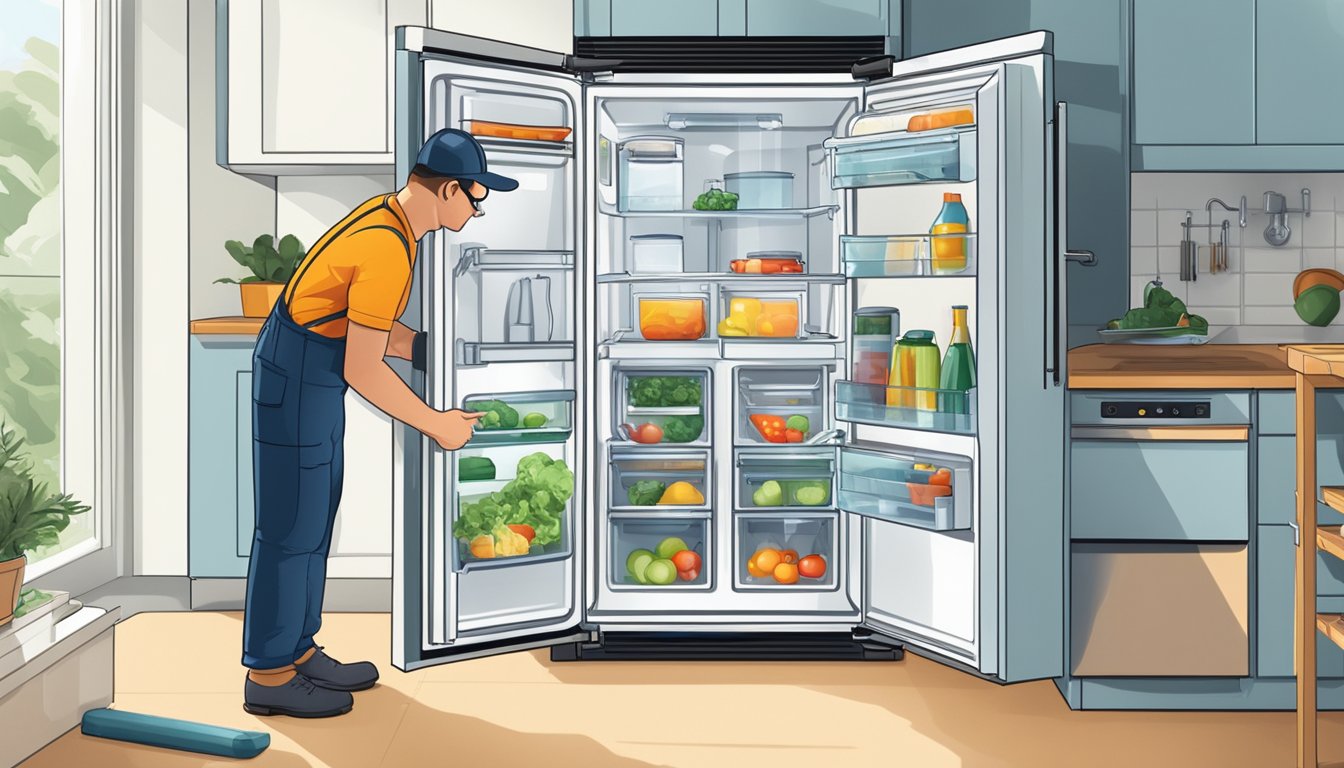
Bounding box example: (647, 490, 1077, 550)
(423, 409, 485, 450)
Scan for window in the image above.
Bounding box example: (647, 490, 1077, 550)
(2, 0, 121, 582)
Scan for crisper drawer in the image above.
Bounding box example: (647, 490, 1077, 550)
(735, 450, 834, 510)
(837, 445, 972, 532)
(614, 369, 710, 446)
(1071, 543, 1248, 677)
(735, 366, 829, 446)
(1070, 426, 1249, 541)
(609, 515, 709, 590)
(462, 390, 574, 446)
(734, 513, 838, 591)
(452, 450, 573, 573)
(608, 448, 711, 512)
(824, 128, 976, 188)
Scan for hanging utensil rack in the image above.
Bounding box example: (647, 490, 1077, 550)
(1175, 196, 1247, 280)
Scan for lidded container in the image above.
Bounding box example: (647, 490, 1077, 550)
(618, 137, 684, 211)
(890, 330, 940, 410)
(725, 171, 794, 209)
(852, 307, 898, 385)
(629, 235, 684, 273)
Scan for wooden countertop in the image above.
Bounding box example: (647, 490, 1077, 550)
(190, 317, 264, 336)
(1287, 345, 1344, 378)
(1068, 344, 1295, 389)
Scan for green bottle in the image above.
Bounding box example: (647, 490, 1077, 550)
(939, 305, 976, 414)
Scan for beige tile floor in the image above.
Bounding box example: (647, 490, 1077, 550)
(19, 611, 1344, 767)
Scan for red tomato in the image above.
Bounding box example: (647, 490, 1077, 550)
(672, 549, 701, 574)
(784, 429, 804, 443)
(798, 555, 827, 579)
(507, 524, 536, 543)
(630, 423, 664, 444)
(678, 566, 700, 582)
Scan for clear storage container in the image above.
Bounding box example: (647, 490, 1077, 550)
(735, 367, 826, 445)
(616, 369, 710, 446)
(719, 292, 803, 339)
(608, 449, 711, 511)
(610, 516, 710, 589)
(736, 450, 834, 509)
(618, 137, 684, 211)
(637, 295, 708, 340)
(725, 171, 794, 209)
(629, 235, 683, 273)
(736, 513, 837, 590)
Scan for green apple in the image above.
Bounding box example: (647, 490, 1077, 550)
(655, 537, 688, 560)
(752, 480, 784, 507)
(644, 558, 678, 585)
(625, 549, 654, 584)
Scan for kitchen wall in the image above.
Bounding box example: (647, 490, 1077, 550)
(1130, 173, 1344, 330)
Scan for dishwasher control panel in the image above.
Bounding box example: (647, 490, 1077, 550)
(1100, 401, 1210, 419)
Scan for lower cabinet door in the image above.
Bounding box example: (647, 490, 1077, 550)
(1071, 543, 1248, 677)
(1256, 525, 1344, 677)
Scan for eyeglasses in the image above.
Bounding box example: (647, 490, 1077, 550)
(461, 183, 488, 215)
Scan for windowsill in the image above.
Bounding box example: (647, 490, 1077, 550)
(23, 537, 100, 582)
(0, 590, 118, 700)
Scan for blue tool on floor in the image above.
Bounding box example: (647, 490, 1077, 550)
(81, 708, 270, 759)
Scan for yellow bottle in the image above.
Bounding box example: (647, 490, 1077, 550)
(930, 192, 968, 273)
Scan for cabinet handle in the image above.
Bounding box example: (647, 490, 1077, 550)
(1290, 520, 1300, 547)
(1070, 426, 1249, 441)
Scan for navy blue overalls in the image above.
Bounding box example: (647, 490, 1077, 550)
(241, 283, 350, 670)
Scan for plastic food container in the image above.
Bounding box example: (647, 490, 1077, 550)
(719, 294, 802, 339)
(729, 251, 804, 274)
(638, 297, 707, 340)
(619, 137, 684, 211)
(725, 171, 794, 209)
(852, 307, 898, 385)
(630, 235, 683, 273)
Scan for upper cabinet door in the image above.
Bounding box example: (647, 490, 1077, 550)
(220, 0, 426, 172)
(611, 0, 720, 35)
(1131, 0, 1254, 145)
(745, 0, 889, 36)
(1257, 0, 1344, 144)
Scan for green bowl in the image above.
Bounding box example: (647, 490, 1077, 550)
(1296, 284, 1341, 327)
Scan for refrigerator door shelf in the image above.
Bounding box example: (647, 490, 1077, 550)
(734, 512, 840, 592)
(837, 447, 972, 533)
(452, 490, 573, 573)
(608, 448, 713, 512)
(599, 200, 838, 220)
(824, 127, 977, 189)
(841, 234, 978, 278)
(454, 340, 576, 367)
(835, 382, 977, 435)
(461, 390, 575, 447)
(608, 515, 712, 591)
(598, 273, 846, 286)
(735, 450, 835, 511)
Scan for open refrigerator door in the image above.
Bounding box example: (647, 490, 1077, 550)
(392, 30, 591, 671)
(828, 32, 1065, 681)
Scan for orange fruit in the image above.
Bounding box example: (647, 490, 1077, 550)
(780, 549, 799, 565)
(773, 562, 799, 585)
(747, 560, 768, 578)
(753, 548, 781, 573)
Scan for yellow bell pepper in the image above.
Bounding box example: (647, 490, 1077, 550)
(658, 481, 705, 506)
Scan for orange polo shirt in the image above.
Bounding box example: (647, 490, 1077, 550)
(285, 194, 418, 338)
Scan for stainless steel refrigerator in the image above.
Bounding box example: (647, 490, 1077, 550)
(392, 27, 1069, 683)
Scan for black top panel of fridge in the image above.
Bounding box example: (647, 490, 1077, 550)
(573, 36, 886, 73)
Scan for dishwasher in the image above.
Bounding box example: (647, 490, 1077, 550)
(1068, 392, 1251, 677)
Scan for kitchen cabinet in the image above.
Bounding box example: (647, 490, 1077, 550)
(217, 0, 426, 173)
(1255, 392, 1344, 526)
(1256, 0, 1344, 145)
(745, 0, 891, 37)
(612, 0, 720, 35)
(576, 0, 898, 39)
(1130, 0, 1255, 145)
(1256, 525, 1344, 677)
(189, 333, 391, 578)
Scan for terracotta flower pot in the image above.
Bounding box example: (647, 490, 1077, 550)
(0, 555, 26, 627)
(240, 282, 285, 318)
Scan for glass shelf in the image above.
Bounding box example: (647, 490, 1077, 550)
(474, 136, 574, 158)
(834, 381, 976, 435)
(841, 234, 978, 278)
(599, 201, 838, 220)
(455, 341, 575, 366)
(598, 272, 846, 285)
(462, 390, 575, 447)
(824, 127, 976, 189)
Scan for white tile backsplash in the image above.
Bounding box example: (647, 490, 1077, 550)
(1131, 172, 1344, 331)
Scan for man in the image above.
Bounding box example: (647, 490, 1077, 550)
(241, 129, 516, 718)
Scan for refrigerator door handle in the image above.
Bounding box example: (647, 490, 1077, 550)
(1050, 102, 1096, 388)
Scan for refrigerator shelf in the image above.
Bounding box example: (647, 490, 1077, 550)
(734, 512, 840, 591)
(598, 272, 846, 285)
(841, 234, 978, 278)
(599, 200, 838, 220)
(473, 135, 575, 158)
(824, 126, 976, 189)
(454, 248, 575, 275)
(834, 381, 977, 435)
(455, 341, 575, 366)
(600, 338, 844, 362)
(462, 390, 575, 447)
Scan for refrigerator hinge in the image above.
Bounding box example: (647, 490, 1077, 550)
(455, 340, 484, 368)
(852, 626, 904, 650)
(851, 55, 895, 81)
(565, 55, 620, 82)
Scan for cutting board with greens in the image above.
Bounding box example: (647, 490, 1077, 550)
(1099, 282, 1210, 344)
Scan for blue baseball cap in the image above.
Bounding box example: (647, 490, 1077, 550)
(415, 129, 518, 192)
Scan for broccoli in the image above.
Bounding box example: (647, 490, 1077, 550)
(628, 377, 702, 408)
(661, 415, 704, 443)
(627, 480, 667, 507)
(473, 400, 519, 430)
(692, 190, 739, 211)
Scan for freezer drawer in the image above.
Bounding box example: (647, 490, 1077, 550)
(1069, 428, 1249, 541)
(614, 368, 710, 446)
(734, 513, 838, 591)
(837, 446, 971, 532)
(735, 367, 828, 446)
(609, 515, 710, 590)
(735, 450, 834, 510)
(608, 448, 711, 511)
(1070, 543, 1248, 677)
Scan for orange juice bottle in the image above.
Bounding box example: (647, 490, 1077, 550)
(930, 193, 968, 274)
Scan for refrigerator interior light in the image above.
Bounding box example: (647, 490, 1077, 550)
(665, 113, 784, 131)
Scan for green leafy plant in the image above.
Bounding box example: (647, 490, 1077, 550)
(215, 234, 306, 285)
(0, 422, 89, 562)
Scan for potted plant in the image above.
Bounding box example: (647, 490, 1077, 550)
(0, 422, 88, 626)
(215, 234, 306, 318)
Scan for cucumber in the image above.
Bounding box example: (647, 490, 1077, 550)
(458, 456, 496, 482)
